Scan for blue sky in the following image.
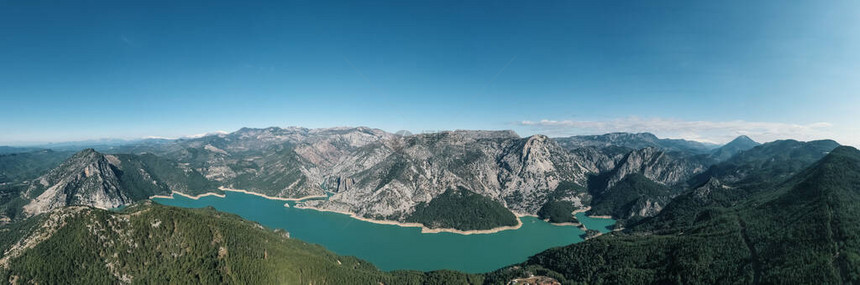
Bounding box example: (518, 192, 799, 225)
(1, 0, 858, 146)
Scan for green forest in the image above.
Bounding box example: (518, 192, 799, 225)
(502, 146, 860, 284)
(3, 144, 859, 284)
(537, 200, 578, 223)
(0, 202, 486, 284)
(406, 186, 519, 231)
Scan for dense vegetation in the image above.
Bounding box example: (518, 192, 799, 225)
(113, 153, 221, 199)
(0, 202, 485, 284)
(641, 139, 843, 231)
(499, 146, 860, 284)
(0, 212, 42, 253)
(0, 150, 72, 183)
(1, 136, 857, 284)
(0, 183, 28, 221)
(226, 144, 319, 198)
(589, 173, 671, 218)
(406, 187, 518, 231)
(689, 139, 839, 189)
(537, 200, 578, 223)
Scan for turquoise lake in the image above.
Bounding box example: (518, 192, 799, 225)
(152, 191, 614, 273)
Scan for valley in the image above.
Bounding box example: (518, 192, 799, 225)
(152, 190, 614, 273)
(1, 127, 856, 284)
(3, 1, 854, 283)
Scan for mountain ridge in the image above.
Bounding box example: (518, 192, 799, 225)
(510, 145, 860, 284)
(1, 128, 858, 284)
(2, 127, 842, 232)
(20, 149, 218, 217)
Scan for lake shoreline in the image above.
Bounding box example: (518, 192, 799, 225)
(294, 204, 524, 235)
(149, 192, 225, 200)
(572, 206, 614, 219)
(149, 187, 327, 202)
(547, 221, 583, 227)
(587, 215, 613, 219)
(151, 190, 611, 273)
(150, 187, 524, 235)
(218, 187, 329, 201)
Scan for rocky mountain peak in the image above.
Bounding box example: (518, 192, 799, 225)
(603, 146, 710, 190)
(22, 149, 128, 216)
(520, 135, 553, 163)
(73, 148, 99, 158)
(729, 135, 755, 144)
(691, 177, 727, 202)
(725, 135, 758, 149)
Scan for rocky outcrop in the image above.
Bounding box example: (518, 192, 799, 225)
(19, 127, 740, 223)
(605, 147, 710, 189)
(113, 127, 727, 221)
(157, 127, 395, 199)
(301, 132, 594, 220)
(22, 149, 130, 215)
(21, 149, 216, 216)
(690, 177, 731, 203)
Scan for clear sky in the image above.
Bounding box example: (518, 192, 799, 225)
(1, 0, 858, 146)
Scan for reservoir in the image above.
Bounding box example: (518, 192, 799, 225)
(152, 191, 614, 273)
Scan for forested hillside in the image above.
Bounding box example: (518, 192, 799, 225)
(405, 187, 518, 231)
(501, 146, 860, 284)
(0, 202, 484, 284)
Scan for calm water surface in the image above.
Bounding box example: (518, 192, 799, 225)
(152, 192, 614, 273)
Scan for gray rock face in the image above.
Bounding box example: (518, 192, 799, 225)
(20, 127, 733, 222)
(635, 198, 664, 217)
(606, 147, 711, 189)
(23, 149, 130, 215)
(303, 132, 594, 219)
(21, 149, 215, 216)
(580, 147, 715, 219)
(149, 128, 599, 219)
(127, 127, 722, 221)
(691, 177, 730, 203)
(158, 126, 396, 199)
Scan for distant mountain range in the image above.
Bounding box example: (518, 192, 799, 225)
(555, 132, 720, 154)
(1, 127, 824, 231)
(1, 126, 857, 284)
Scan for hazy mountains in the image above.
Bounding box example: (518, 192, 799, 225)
(555, 132, 719, 154)
(708, 135, 760, 161)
